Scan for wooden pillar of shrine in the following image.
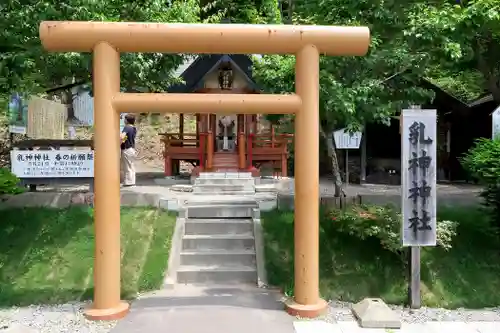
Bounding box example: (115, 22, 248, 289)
(179, 113, 184, 139)
(237, 114, 245, 169)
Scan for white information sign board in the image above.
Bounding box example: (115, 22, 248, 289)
(8, 125, 27, 134)
(11, 150, 94, 178)
(492, 105, 500, 140)
(401, 109, 437, 247)
(333, 128, 363, 149)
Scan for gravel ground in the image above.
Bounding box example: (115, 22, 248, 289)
(0, 302, 116, 333)
(326, 300, 500, 323)
(3, 300, 500, 332)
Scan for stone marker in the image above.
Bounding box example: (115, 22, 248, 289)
(351, 298, 401, 329)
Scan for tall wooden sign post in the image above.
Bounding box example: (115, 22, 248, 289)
(39, 21, 370, 321)
(401, 107, 437, 308)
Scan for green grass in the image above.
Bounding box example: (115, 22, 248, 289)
(0, 206, 176, 307)
(262, 205, 500, 309)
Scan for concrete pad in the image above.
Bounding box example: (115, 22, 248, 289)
(338, 321, 394, 333)
(159, 198, 175, 211)
(299, 321, 447, 333)
(425, 322, 482, 333)
(1, 192, 72, 208)
(469, 321, 500, 333)
(110, 285, 294, 333)
(120, 192, 160, 207)
(293, 321, 342, 333)
(154, 177, 190, 186)
(351, 298, 401, 329)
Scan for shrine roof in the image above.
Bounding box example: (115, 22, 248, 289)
(167, 54, 259, 93)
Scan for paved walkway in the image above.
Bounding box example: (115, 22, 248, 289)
(293, 320, 499, 333)
(110, 284, 295, 333)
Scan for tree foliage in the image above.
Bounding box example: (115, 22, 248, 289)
(406, 0, 500, 102)
(0, 0, 211, 101)
(462, 138, 500, 228)
(252, 0, 437, 193)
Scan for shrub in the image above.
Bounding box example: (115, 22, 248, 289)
(461, 138, 500, 227)
(325, 204, 458, 260)
(0, 167, 24, 195)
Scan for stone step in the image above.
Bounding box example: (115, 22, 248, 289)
(186, 196, 258, 205)
(176, 264, 257, 284)
(194, 190, 255, 196)
(185, 218, 254, 235)
(192, 184, 255, 195)
(194, 178, 255, 186)
(187, 204, 255, 218)
(182, 234, 255, 251)
(198, 172, 252, 179)
(180, 249, 256, 266)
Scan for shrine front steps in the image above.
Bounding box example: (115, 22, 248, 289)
(176, 201, 260, 285)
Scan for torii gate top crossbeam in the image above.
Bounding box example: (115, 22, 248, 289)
(39, 21, 370, 56)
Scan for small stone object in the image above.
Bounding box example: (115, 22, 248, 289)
(351, 298, 401, 329)
(0, 323, 38, 333)
(70, 192, 94, 206)
(171, 185, 193, 193)
(70, 193, 86, 205)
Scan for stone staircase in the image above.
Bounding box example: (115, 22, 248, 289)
(176, 172, 261, 285)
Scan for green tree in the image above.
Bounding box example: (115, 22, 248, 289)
(406, 0, 500, 103)
(201, 0, 281, 23)
(0, 0, 212, 105)
(253, 0, 433, 195)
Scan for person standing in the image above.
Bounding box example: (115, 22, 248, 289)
(120, 114, 137, 187)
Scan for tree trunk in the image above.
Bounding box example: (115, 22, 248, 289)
(319, 126, 344, 197)
(62, 89, 75, 121)
(476, 40, 500, 104)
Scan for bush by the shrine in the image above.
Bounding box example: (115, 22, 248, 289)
(461, 138, 500, 228)
(324, 204, 458, 260)
(0, 167, 24, 195)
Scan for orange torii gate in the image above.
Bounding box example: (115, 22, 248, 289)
(39, 21, 370, 321)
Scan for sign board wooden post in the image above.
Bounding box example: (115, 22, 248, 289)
(401, 108, 437, 309)
(333, 128, 363, 186)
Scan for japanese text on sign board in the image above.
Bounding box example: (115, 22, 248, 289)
(401, 110, 437, 247)
(10, 150, 94, 178)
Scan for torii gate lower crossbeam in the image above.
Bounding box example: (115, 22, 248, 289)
(39, 21, 370, 321)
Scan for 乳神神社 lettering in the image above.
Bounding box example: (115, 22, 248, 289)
(401, 110, 437, 247)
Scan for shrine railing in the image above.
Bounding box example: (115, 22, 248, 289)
(159, 131, 293, 174)
(159, 132, 204, 175)
(247, 132, 294, 171)
(251, 133, 294, 149)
